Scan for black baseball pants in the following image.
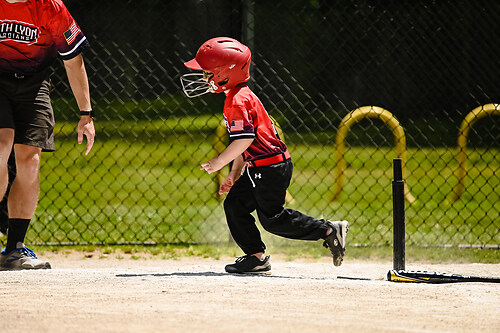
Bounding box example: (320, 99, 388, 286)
(224, 159, 329, 255)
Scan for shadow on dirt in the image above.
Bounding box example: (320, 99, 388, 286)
(115, 272, 337, 281)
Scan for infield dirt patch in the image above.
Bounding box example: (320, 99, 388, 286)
(1, 253, 499, 333)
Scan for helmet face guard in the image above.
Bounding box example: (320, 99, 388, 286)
(180, 73, 213, 98)
(180, 37, 251, 98)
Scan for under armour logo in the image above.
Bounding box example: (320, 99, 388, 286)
(254, 173, 262, 179)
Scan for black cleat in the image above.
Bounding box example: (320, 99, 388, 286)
(225, 255, 271, 274)
(323, 220, 349, 267)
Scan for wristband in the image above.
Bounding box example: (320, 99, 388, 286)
(80, 110, 94, 118)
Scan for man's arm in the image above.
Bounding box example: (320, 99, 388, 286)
(63, 54, 95, 155)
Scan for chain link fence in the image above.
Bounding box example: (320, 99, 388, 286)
(26, 0, 499, 248)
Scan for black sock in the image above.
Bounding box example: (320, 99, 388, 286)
(6, 219, 30, 253)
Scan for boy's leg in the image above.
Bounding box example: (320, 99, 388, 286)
(251, 160, 330, 240)
(223, 172, 272, 274)
(224, 172, 265, 255)
(249, 160, 349, 266)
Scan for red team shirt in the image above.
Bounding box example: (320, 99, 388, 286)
(0, 0, 88, 75)
(224, 84, 287, 162)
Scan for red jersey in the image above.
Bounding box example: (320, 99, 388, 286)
(0, 0, 88, 75)
(223, 84, 287, 162)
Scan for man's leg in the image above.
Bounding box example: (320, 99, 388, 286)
(0, 128, 15, 221)
(0, 129, 15, 251)
(0, 150, 16, 235)
(8, 144, 41, 218)
(0, 144, 50, 270)
(4, 144, 41, 252)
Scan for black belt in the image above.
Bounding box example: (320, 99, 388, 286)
(247, 151, 291, 168)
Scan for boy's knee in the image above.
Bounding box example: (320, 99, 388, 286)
(259, 215, 280, 233)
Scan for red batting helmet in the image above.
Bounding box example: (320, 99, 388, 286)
(181, 37, 252, 96)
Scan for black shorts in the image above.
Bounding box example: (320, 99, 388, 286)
(0, 69, 55, 152)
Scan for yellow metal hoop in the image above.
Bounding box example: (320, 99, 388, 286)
(332, 106, 415, 203)
(448, 103, 500, 202)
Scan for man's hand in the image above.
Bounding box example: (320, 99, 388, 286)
(200, 156, 224, 174)
(64, 54, 94, 156)
(78, 116, 95, 155)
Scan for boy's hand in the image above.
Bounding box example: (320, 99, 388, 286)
(219, 176, 235, 194)
(200, 157, 224, 174)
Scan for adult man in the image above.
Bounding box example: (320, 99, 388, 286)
(0, 0, 95, 270)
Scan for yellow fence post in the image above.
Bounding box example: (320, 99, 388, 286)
(214, 116, 293, 203)
(448, 103, 500, 202)
(332, 106, 415, 203)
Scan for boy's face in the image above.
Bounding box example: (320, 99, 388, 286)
(203, 71, 214, 81)
(202, 71, 221, 93)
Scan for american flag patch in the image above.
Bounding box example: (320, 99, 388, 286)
(231, 120, 244, 131)
(64, 21, 81, 45)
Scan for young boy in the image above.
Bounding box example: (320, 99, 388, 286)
(180, 37, 349, 274)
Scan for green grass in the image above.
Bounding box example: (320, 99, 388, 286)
(27, 116, 499, 257)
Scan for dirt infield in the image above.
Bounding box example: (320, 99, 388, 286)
(1, 254, 499, 333)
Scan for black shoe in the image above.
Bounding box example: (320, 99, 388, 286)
(323, 220, 349, 267)
(225, 255, 271, 274)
